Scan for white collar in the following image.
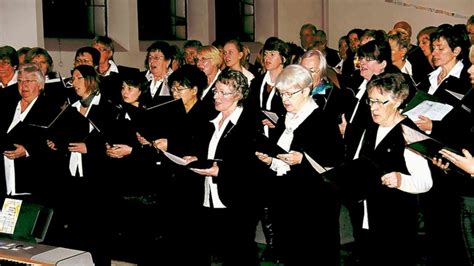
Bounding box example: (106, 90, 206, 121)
(104, 60, 119, 76)
(262, 71, 275, 87)
(429, 59, 464, 80)
(145, 68, 173, 82)
(210, 105, 243, 126)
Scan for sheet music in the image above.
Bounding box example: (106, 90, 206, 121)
(403, 100, 453, 121)
(261, 110, 279, 124)
(401, 124, 431, 144)
(0, 199, 22, 234)
(445, 89, 464, 100)
(304, 152, 327, 174)
(163, 151, 188, 166)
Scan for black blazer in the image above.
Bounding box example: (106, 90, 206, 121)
(0, 94, 61, 198)
(247, 74, 286, 138)
(200, 81, 219, 121)
(324, 47, 341, 68)
(417, 65, 472, 148)
(353, 119, 420, 264)
(406, 45, 433, 85)
(270, 105, 345, 179)
(166, 100, 209, 156)
(58, 95, 119, 181)
(139, 71, 173, 108)
(194, 106, 260, 208)
(267, 105, 345, 265)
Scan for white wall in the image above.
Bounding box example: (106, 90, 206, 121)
(0, 0, 43, 48)
(277, 0, 324, 46)
(188, 0, 215, 45)
(327, 0, 474, 48)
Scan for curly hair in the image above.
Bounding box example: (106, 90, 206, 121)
(216, 68, 249, 106)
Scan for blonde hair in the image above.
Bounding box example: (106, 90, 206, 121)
(198, 45, 223, 68)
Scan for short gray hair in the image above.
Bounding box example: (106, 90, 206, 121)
(18, 63, 45, 90)
(275, 64, 312, 92)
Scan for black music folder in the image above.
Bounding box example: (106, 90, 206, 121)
(401, 124, 460, 160)
(256, 134, 288, 157)
(137, 98, 186, 140)
(407, 139, 460, 161)
(28, 106, 89, 151)
(0, 123, 27, 152)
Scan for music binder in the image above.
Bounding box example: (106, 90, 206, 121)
(401, 124, 464, 174)
(28, 106, 89, 151)
(256, 134, 288, 157)
(0, 123, 25, 152)
(144, 98, 182, 112)
(402, 90, 453, 121)
(85, 117, 116, 146)
(138, 98, 186, 140)
(406, 138, 460, 161)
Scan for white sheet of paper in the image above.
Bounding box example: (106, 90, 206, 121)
(445, 89, 464, 100)
(304, 152, 327, 174)
(404, 100, 453, 121)
(163, 151, 188, 166)
(262, 110, 279, 124)
(401, 124, 431, 144)
(0, 198, 22, 234)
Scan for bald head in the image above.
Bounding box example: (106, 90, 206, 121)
(393, 21, 412, 37)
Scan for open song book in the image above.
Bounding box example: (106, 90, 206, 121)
(401, 124, 463, 174)
(402, 90, 453, 121)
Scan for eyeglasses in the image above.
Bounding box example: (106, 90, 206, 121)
(171, 86, 190, 94)
(366, 98, 390, 107)
(148, 55, 165, 61)
(277, 88, 304, 99)
(18, 79, 38, 85)
(212, 88, 236, 97)
(74, 58, 92, 64)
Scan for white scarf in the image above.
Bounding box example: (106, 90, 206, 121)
(271, 99, 317, 175)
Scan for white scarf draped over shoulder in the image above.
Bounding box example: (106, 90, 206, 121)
(270, 99, 317, 175)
